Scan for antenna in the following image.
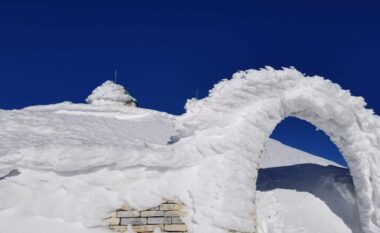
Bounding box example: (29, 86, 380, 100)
(114, 69, 118, 84)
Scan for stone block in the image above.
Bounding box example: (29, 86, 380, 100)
(171, 217, 184, 224)
(120, 217, 147, 225)
(160, 204, 182, 211)
(109, 225, 127, 232)
(164, 211, 183, 217)
(105, 217, 120, 225)
(148, 217, 172, 224)
(120, 203, 131, 210)
(117, 211, 140, 218)
(163, 200, 178, 204)
(132, 225, 163, 232)
(141, 210, 164, 217)
(109, 211, 118, 218)
(165, 224, 187, 231)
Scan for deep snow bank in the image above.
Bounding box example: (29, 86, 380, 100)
(0, 68, 379, 233)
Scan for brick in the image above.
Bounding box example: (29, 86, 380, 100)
(105, 217, 120, 225)
(141, 210, 164, 217)
(132, 225, 163, 232)
(160, 204, 182, 211)
(120, 217, 147, 225)
(164, 211, 183, 217)
(165, 224, 187, 231)
(109, 225, 127, 232)
(163, 200, 178, 204)
(171, 217, 184, 224)
(117, 211, 140, 218)
(109, 211, 118, 218)
(120, 203, 132, 210)
(148, 217, 171, 224)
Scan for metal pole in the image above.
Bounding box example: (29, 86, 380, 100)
(114, 69, 118, 84)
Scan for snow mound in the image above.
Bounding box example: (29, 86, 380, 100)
(86, 80, 136, 105)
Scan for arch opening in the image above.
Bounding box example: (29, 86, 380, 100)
(257, 117, 361, 232)
(268, 117, 347, 167)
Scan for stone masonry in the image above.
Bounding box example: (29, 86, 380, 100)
(106, 201, 187, 233)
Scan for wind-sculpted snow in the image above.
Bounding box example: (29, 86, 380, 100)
(0, 68, 379, 233)
(178, 67, 380, 233)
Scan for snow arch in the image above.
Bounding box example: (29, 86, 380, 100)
(176, 68, 380, 233)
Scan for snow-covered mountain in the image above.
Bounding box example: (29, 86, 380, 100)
(0, 101, 358, 233)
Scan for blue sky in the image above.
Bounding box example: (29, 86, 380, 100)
(1, 0, 380, 165)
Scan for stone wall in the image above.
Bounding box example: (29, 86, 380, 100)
(106, 201, 187, 233)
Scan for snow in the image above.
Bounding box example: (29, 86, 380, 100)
(86, 80, 136, 105)
(261, 139, 343, 169)
(258, 189, 355, 233)
(0, 208, 108, 233)
(257, 163, 362, 233)
(0, 67, 379, 233)
(178, 67, 380, 233)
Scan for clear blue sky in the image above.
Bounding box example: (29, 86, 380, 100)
(1, 0, 380, 165)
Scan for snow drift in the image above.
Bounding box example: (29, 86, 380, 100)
(0, 68, 379, 233)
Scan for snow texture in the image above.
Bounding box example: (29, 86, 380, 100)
(257, 160, 361, 233)
(0, 67, 379, 233)
(178, 67, 380, 233)
(86, 80, 136, 105)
